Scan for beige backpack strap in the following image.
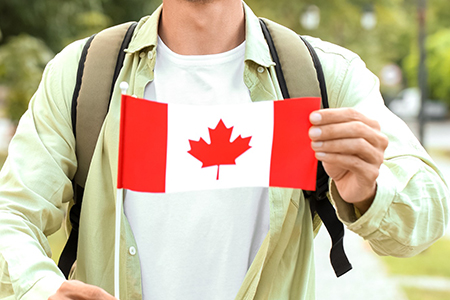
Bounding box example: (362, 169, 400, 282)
(259, 18, 321, 100)
(73, 21, 137, 188)
(59, 21, 137, 279)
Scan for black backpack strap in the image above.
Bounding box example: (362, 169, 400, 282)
(259, 18, 352, 277)
(58, 21, 137, 278)
(299, 36, 351, 277)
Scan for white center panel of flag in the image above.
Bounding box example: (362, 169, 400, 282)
(165, 101, 274, 193)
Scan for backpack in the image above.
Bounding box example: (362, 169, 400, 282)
(58, 19, 352, 279)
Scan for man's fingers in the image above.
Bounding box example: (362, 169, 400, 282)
(309, 121, 388, 150)
(311, 138, 383, 164)
(310, 107, 380, 130)
(308, 107, 388, 206)
(315, 152, 380, 184)
(308, 107, 389, 165)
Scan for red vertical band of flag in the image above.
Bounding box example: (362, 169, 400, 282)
(269, 97, 320, 191)
(117, 95, 168, 192)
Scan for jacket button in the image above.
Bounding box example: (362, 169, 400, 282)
(129, 246, 137, 256)
(148, 51, 154, 60)
(257, 66, 265, 73)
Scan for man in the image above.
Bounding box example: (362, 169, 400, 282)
(0, 0, 448, 299)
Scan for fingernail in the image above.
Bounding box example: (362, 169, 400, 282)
(310, 112, 322, 123)
(309, 128, 322, 138)
(316, 152, 326, 158)
(311, 141, 323, 149)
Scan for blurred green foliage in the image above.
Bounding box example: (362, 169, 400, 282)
(0, 0, 161, 123)
(0, 0, 449, 122)
(404, 29, 450, 105)
(0, 0, 161, 51)
(403, 288, 450, 300)
(248, 0, 414, 72)
(382, 237, 450, 278)
(0, 35, 53, 123)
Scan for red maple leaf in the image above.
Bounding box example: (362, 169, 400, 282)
(188, 119, 252, 180)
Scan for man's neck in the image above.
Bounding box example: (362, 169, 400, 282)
(159, 0, 245, 55)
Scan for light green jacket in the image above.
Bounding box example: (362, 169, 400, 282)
(0, 3, 449, 300)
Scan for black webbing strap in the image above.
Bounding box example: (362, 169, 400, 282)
(299, 36, 329, 109)
(57, 188, 81, 278)
(259, 19, 290, 100)
(309, 191, 352, 277)
(300, 36, 352, 277)
(71, 35, 96, 138)
(259, 19, 352, 277)
(59, 33, 97, 278)
(111, 22, 138, 101)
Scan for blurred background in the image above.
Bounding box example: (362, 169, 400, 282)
(0, 0, 449, 299)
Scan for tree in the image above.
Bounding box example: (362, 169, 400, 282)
(0, 0, 95, 51)
(0, 0, 160, 52)
(0, 0, 160, 124)
(247, 0, 450, 107)
(404, 29, 450, 105)
(246, 0, 414, 74)
(0, 35, 53, 124)
(401, 0, 450, 105)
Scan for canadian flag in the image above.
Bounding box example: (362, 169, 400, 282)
(117, 95, 320, 193)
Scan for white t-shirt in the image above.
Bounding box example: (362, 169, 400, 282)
(123, 38, 270, 300)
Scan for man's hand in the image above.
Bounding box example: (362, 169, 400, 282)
(309, 108, 389, 214)
(48, 280, 117, 300)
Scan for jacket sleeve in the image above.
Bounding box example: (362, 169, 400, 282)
(306, 36, 449, 258)
(0, 39, 86, 299)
